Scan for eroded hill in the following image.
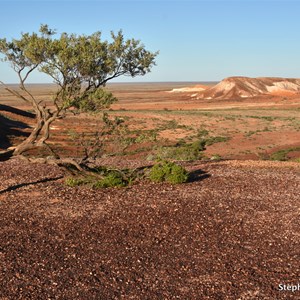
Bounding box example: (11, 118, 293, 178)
(170, 77, 300, 99)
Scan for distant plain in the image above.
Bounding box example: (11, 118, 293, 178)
(0, 81, 300, 161)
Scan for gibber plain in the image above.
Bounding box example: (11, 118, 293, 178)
(0, 79, 300, 299)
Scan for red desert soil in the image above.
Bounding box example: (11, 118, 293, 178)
(0, 158, 300, 299)
(0, 82, 299, 298)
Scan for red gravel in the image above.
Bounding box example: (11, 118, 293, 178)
(0, 158, 299, 299)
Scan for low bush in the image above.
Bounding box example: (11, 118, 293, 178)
(204, 136, 229, 146)
(65, 161, 189, 188)
(149, 160, 188, 184)
(94, 171, 127, 188)
(270, 147, 300, 161)
(270, 150, 289, 161)
(65, 167, 141, 189)
(65, 177, 86, 187)
(196, 128, 209, 138)
(154, 140, 206, 161)
(210, 154, 222, 161)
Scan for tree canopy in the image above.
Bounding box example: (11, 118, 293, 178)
(0, 25, 158, 159)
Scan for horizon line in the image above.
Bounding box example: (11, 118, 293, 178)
(1, 81, 220, 85)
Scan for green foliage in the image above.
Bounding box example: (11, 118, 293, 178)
(159, 119, 190, 131)
(270, 150, 289, 161)
(204, 136, 230, 146)
(0, 26, 157, 113)
(135, 130, 158, 143)
(65, 166, 143, 189)
(191, 140, 206, 152)
(196, 128, 209, 138)
(73, 89, 117, 112)
(65, 161, 189, 188)
(68, 112, 127, 160)
(154, 140, 206, 161)
(149, 160, 188, 184)
(65, 177, 84, 187)
(155, 145, 195, 161)
(0, 25, 158, 157)
(244, 131, 256, 137)
(94, 171, 127, 188)
(244, 127, 271, 137)
(270, 147, 300, 161)
(192, 128, 229, 148)
(210, 154, 222, 161)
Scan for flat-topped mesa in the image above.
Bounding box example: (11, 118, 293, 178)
(199, 76, 300, 99)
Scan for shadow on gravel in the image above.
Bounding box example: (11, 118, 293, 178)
(0, 113, 31, 149)
(188, 169, 211, 182)
(0, 176, 64, 195)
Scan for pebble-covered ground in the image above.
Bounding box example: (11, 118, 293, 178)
(0, 158, 299, 299)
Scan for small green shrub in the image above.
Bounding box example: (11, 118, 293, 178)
(191, 140, 206, 152)
(270, 150, 289, 161)
(149, 163, 167, 182)
(210, 154, 222, 161)
(196, 128, 209, 138)
(94, 171, 127, 188)
(204, 136, 229, 146)
(64, 165, 145, 189)
(244, 130, 256, 137)
(164, 119, 179, 129)
(165, 163, 189, 184)
(159, 119, 189, 130)
(65, 177, 86, 187)
(155, 140, 206, 161)
(149, 160, 188, 184)
(270, 147, 300, 161)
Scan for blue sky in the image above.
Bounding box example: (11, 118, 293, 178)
(0, 0, 299, 83)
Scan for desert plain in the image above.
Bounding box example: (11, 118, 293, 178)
(0, 80, 300, 299)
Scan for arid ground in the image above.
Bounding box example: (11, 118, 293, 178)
(1, 82, 300, 160)
(0, 82, 300, 299)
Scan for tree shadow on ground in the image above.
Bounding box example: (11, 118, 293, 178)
(188, 169, 211, 183)
(0, 109, 32, 149)
(0, 104, 35, 119)
(0, 175, 64, 195)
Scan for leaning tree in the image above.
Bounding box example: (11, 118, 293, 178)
(0, 24, 158, 164)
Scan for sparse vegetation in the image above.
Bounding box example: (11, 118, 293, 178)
(196, 128, 209, 138)
(65, 166, 143, 188)
(153, 140, 206, 161)
(210, 154, 222, 161)
(270, 147, 300, 161)
(149, 160, 188, 184)
(65, 177, 86, 187)
(159, 119, 190, 130)
(94, 171, 128, 188)
(270, 150, 290, 161)
(204, 136, 230, 146)
(65, 160, 189, 188)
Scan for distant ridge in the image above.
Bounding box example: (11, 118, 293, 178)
(171, 77, 300, 99)
(199, 77, 300, 99)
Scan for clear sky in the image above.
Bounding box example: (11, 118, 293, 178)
(0, 0, 299, 83)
